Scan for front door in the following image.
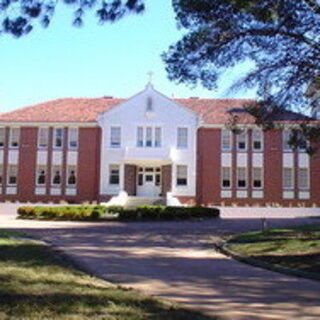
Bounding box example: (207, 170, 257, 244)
(137, 167, 161, 197)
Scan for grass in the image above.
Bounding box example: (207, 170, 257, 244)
(226, 224, 320, 274)
(0, 230, 218, 320)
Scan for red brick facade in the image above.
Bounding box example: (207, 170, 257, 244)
(0, 125, 319, 206)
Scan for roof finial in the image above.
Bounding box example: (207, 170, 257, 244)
(147, 71, 154, 87)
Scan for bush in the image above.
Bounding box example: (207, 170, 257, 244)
(17, 205, 108, 221)
(118, 205, 219, 221)
(105, 205, 124, 214)
(18, 205, 219, 222)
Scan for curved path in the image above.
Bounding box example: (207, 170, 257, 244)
(1, 205, 320, 320)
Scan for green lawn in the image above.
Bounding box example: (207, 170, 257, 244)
(0, 230, 217, 320)
(226, 224, 320, 275)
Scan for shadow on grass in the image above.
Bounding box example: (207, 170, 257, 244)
(0, 240, 216, 320)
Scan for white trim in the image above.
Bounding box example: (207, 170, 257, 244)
(236, 130, 248, 152)
(0, 122, 97, 127)
(236, 167, 247, 189)
(252, 167, 264, 189)
(37, 127, 49, 149)
(221, 166, 232, 189)
(68, 127, 79, 150)
(52, 127, 64, 150)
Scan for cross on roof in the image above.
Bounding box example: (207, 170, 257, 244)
(147, 71, 154, 85)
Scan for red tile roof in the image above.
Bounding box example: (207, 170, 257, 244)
(0, 97, 312, 125)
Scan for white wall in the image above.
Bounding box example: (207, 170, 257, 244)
(98, 85, 199, 197)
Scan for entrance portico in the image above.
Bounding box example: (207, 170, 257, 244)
(123, 163, 172, 198)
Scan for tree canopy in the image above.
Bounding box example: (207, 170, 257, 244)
(0, 0, 144, 37)
(163, 0, 320, 116)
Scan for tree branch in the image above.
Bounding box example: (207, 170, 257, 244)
(303, 0, 320, 15)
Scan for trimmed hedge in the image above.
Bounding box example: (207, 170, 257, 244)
(17, 205, 220, 221)
(118, 205, 220, 221)
(17, 205, 108, 221)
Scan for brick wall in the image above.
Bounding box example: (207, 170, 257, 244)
(197, 128, 320, 207)
(124, 164, 137, 196)
(161, 164, 172, 196)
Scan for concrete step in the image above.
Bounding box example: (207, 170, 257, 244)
(124, 197, 166, 209)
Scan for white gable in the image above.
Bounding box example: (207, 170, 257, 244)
(97, 84, 199, 126)
(98, 85, 199, 198)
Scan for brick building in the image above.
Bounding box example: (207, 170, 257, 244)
(0, 84, 319, 207)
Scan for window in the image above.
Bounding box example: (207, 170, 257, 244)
(283, 167, 294, 189)
(10, 128, 20, 148)
(237, 131, 247, 151)
(53, 128, 63, 149)
(68, 128, 78, 149)
(283, 130, 292, 151)
(154, 127, 162, 147)
(252, 130, 263, 151)
(137, 127, 144, 147)
(110, 126, 121, 148)
(0, 128, 5, 148)
(67, 166, 77, 186)
(36, 166, 46, 186)
(51, 166, 62, 186)
(7, 165, 17, 186)
(221, 167, 231, 188)
(177, 127, 188, 149)
(221, 129, 232, 151)
(0, 164, 3, 184)
(237, 167, 247, 188)
(109, 165, 120, 185)
(298, 168, 309, 190)
(38, 128, 49, 149)
(252, 168, 263, 189)
(297, 132, 308, 152)
(176, 165, 188, 186)
(146, 127, 153, 147)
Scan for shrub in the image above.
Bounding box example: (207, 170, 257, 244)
(106, 205, 124, 214)
(17, 205, 108, 221)
(18, 205, 219, 222)
(118, 205, 219, 221)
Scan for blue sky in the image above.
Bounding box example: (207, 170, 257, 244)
(0, 1, 256, 112)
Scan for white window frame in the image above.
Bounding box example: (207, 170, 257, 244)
(37, 127, 49, 149)
(252, 167, 263, 189)
(110, 126, 121, 148)
(146, 127, 153, 147)
(283, 167, 294, 190)
(53, 128, 64, 149)
(109, 164, 120, 185)
(176, 165, 188, 186)
(51, 165, 62, 186)
(9, 127, 20, 149)
(221, 129, 232, 151)
(221, 167, 232, 189)
(283, 130, 293, 152)
(68, 127, 79, 150)
(0, 127, 5, 148)
(0, 164, 3, 185)
(66, 165, 77, 187)
(177, 127, 188, 149)
(237, 167, 247, 189)
(298, 168, 309, 190)
(237, 131, 247, 151)
(252, 129, 264, 151)
(36, 165, 47, 186)
(154, 127, 162, 148)
(137, 127, 144, 147)
(7, 165, 18, 186)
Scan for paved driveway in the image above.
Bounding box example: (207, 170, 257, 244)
(1, 204, 320, 320)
